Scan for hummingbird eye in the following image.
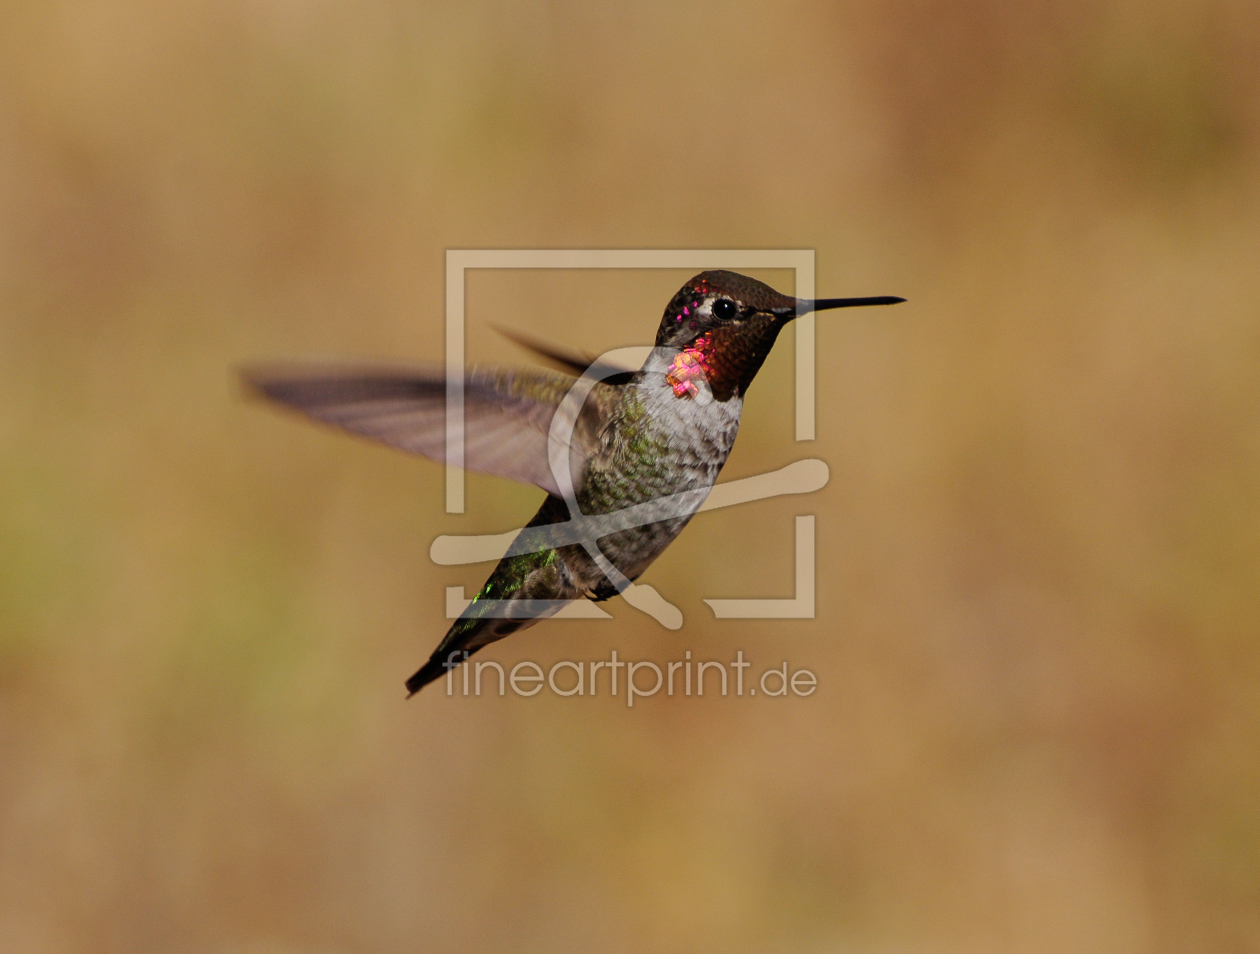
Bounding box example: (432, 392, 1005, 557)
(712, 298, 737, 321)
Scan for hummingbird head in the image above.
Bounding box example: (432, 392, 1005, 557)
(653, 270, 904, 401)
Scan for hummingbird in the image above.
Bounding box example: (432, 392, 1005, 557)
(245, 271, 903, 695)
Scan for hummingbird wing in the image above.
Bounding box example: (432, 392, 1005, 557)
(493, 325, 638, 385)
(242, 363, 610, 497)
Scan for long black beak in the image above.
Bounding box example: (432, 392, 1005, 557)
(774, 296, 906, 318)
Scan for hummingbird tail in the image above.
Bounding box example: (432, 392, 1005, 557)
(404, 614, 488, 697)
(406, 513, 577, 698)
(405, 610, 522, 697)
(405, 655, 456, 696)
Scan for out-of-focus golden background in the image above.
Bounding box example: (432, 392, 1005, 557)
(2, 1, 1259, 951)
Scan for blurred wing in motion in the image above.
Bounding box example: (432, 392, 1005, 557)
(494, 325, 638, 385)
(242, 364, 610, 497)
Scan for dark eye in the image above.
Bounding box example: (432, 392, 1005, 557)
(713, 299, 737, 320)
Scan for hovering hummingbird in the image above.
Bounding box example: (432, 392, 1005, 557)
(245, 270, 903, 695)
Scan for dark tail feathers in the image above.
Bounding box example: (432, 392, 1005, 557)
(405, 653, 460, 697)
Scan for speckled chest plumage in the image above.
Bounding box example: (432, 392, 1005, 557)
(565, 356, 744, 593)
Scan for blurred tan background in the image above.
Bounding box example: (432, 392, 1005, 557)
(2, 1, 1259, 951)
